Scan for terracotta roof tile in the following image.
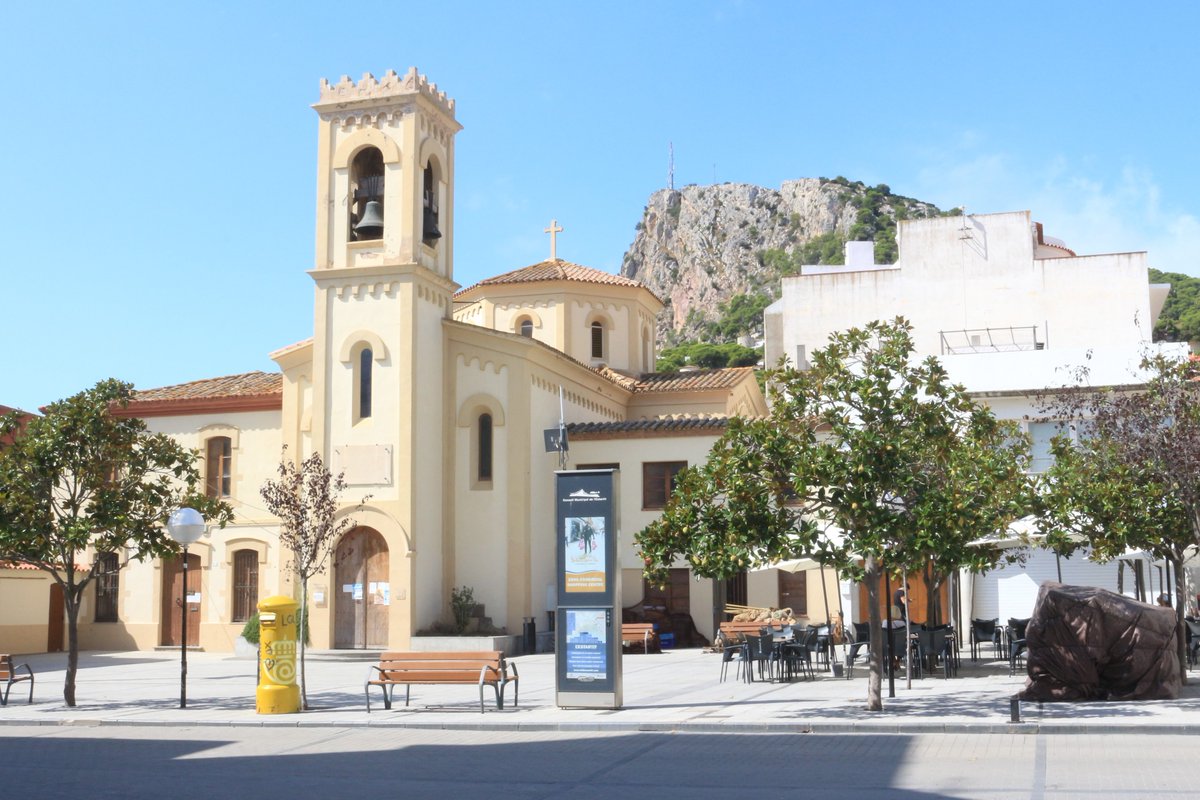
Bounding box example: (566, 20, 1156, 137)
(1, 561, 89, 572)
(456, 258, 648, 298)
(626, 367, 757, 393)
(568, 414, 731, 439)
(132, 371, 282, 402)
(269, 338, 313, 359)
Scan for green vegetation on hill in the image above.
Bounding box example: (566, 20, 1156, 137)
(1150, 268, 1200, 342)
(656, 341, 761, 372)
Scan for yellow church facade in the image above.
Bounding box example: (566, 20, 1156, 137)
(43, 68, 790, 656)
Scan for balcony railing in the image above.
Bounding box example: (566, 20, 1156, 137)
(939, 326, 1044, 355)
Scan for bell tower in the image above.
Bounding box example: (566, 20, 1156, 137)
(312, 67, 460, 280)
(304, 69, 462, 648)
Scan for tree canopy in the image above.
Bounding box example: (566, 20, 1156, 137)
(1035, 352, 1200, 675)
(260, 447, 367, 709)
(0, 379, 232, 705)
(1149, 268, 1200, 343)
(637, 319, 1030, 710)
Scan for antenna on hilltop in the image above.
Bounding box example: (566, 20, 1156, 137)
(668, 141, 675, 191)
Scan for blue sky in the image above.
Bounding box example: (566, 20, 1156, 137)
(3, 2, 1198, 412)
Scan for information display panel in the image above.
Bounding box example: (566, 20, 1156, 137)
(554, 469, 621, 708)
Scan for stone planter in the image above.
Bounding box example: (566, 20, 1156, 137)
(233, 635, 259, 659)
(409, 634, 521, 656)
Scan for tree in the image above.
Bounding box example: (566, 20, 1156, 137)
(260, 448, 367, 710)
(637, 319, 1029, 710)
(0, 379, 232, 706)
(1035, 352, 1200, 677)
(1149, 268, 1200, 343)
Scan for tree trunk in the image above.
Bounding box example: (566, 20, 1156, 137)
(63, 586, 80, 707)
(299, 575, 309, 710)
(864, 556, 883, 711)
(1172, 556, 1188, 686)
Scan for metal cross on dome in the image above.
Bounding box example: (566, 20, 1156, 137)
(544, 219, 563, 260)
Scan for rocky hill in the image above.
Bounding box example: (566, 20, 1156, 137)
(620, 177, 956, 344)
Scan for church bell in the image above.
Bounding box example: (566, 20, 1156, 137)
(354, 200, 384, 240)
(422, 207, 442, 241)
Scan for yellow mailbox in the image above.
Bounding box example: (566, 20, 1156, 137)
(256, 595, 300, 714)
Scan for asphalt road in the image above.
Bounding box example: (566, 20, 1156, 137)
(0, 725, 1192, 799)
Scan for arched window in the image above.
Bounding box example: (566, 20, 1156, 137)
(205, 436, 231, 498)
(350, 147, 384, 241)
(478, 413, 493, 482)
(423, 160, 441, 243)
(232, 549, 259, 623)
(591, 321, 605, 360)
(94, 552, 119, 622)
(519, 318, 534, 338)
(358, 347, 373, 420)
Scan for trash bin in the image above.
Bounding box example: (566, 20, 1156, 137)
(659, 633, 675, 650)
(523, 617, 536, 654)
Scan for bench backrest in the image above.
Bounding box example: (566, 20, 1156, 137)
(0, 654, 18, 682)
(622, 623, 655, 632)
(375, 651, 505, 680)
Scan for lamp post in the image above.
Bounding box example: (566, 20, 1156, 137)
(167, 508, 205, 709)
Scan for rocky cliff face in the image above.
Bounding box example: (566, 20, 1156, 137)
(620, 178, 948, 343)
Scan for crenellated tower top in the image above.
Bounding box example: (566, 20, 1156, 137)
(314, 67, 457, 120)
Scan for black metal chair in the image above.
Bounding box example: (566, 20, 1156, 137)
(1007, 617, 1030, 676)
(969, 617, 1001, 662)
(719, 640, 748, 683)
(844, 621, 872, 678)
(915, 627, 956, 678)
(743, 633, 778, 682)
(1185, 619, 1200, 668)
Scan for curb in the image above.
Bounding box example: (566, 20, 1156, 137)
(3, 715, 1199, 736)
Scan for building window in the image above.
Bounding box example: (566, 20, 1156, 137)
(232, 549, 259, 623)
(359, 347, 373, 420)
(519, 318, 533, 338)
(591, 322, 604, 359)
(205, 436, 232, 498)
(478, 413, 493, 482)
(94, 552, 119, 622)
(642, 461, 686, 509)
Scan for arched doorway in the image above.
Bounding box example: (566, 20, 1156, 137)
(161, 553, 201, 646)
(334, 527, 389, 649)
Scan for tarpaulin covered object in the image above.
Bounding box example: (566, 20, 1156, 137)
(1020, 582, 1181, 702)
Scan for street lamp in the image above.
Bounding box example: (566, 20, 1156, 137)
(167, 507, 205, 709)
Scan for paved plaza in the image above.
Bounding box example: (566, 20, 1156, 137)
(4, 647, 1200, 734)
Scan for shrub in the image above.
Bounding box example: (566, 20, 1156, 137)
(451, 585, 476, 633)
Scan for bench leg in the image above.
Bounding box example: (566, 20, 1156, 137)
(1, 683, 8, 707)
(27, 674, 34, 704)
(404, 684, 411, 707)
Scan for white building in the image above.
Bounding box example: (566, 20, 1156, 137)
(764, 210, 1186, 626)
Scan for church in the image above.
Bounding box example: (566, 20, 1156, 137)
(23, 68, 772, 656)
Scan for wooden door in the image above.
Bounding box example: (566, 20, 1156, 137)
(856, 567, 949, 625)
(47, 583, 64, 652)
(778, 571, 808, 618)
(161, 554, 201, 646)
(334, 527, 389, 649)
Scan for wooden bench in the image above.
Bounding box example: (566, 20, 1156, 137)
(621, 623, 659, 653)
(0, 655, 34, 706)
(718, 621, 774, 642)
(365, 651, 517, 714)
